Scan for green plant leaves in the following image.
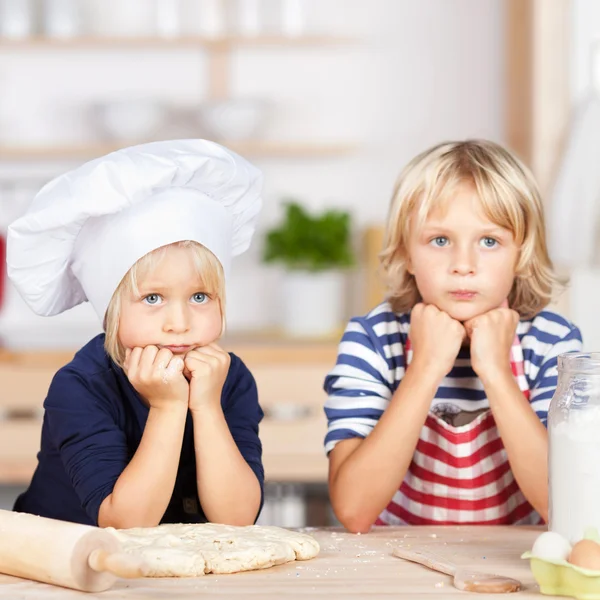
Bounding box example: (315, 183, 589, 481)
(263, 201, 355, 272)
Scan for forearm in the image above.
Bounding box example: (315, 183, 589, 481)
(98, 405, 187, 528)
(330, 365, 440, 532)
(484, 372, 549, 520)
(192, 406, 262, 525)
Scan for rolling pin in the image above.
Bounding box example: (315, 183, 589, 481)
(0, 509, 149, 592)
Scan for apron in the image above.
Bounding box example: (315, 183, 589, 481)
(375, 334, 542, 526)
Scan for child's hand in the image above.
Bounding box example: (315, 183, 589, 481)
(124, 346, 189, 410)
(463, 301, 519, 385)
(184, 344, 231, 413)
(409, 303, 465, 381)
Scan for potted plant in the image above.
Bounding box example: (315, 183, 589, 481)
(263, 201, 355, 337)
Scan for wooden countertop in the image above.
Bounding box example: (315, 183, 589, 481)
(0, 525, 544, 598)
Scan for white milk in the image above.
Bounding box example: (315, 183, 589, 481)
(549, 406, 600, 543)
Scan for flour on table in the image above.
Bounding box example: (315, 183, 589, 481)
(105, 523, 320, 577)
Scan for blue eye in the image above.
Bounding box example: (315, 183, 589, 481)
(192, 293, 208, 304)
(143, 294, 162, 305)
(431, 236, 449, 247)
(481, 237, 498, 248)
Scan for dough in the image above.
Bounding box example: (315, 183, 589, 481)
(105, 523, 320, 577)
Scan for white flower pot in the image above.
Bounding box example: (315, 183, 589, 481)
(281, 270, 345, 338)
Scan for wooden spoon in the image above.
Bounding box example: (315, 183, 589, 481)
(392, 546, 522, 593)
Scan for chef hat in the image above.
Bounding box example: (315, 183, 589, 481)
(7, 139, 263, 322)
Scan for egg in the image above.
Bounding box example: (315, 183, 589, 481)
(532, 531, 572, 562)
(568, 539, 600, 571)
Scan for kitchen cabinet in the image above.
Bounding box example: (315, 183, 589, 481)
(0, 338, 338, 485)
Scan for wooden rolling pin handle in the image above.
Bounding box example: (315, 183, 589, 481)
(88, 548, 149, 579)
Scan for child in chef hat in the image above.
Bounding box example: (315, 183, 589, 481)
(7, 140, 264, 529)
(324, 139, 583, 532)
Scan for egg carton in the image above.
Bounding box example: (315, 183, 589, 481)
(522, 553, 600, 600)
(523, 529, 600, 600)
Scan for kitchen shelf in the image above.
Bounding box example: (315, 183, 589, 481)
(0, 34, 357, 101)
(0, 35, 359, 156)
(0, 334, 339, 366)
(0, 35, 354, 50)
(0, 141, 357, 161)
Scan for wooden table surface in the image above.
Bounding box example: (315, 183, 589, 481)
(0, 526, 548, 599)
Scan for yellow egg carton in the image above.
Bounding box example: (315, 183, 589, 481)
(522, 551, 600, 600)
(523, 529, 600, 600)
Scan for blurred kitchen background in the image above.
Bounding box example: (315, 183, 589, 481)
(0, 0, 595, 527)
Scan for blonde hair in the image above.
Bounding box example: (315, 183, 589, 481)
(104, 241, 226, 366)
(379, 139, 560, 319)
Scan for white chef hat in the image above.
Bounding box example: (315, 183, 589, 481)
(7, 139, 263, 322)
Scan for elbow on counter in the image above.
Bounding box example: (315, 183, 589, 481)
(330, 485, 377, 534)
(97, 495, 161, 530)
(333, 505, 374, 534)
(98, 513, 161, 529)
(209, 515, 258, 527)
(98, 514, 161, 529)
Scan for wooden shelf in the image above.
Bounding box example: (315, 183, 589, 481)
(0, 336, 339, 367)
(0, 35, 354, 50)
(0, 34, 360, 139)
(0, 462, 35, 485)
(0, 141, 357, 161)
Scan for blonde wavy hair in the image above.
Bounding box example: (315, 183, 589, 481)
(104, 241, 226, 367)
(379, 139, 560, 319)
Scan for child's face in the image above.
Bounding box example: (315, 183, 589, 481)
(118, 245, 223, 355)
(407, 184, 519, 322)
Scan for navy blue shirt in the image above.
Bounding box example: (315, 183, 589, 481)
(14, 335, 264, 526)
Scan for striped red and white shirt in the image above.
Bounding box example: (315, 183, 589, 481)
(324, 302, 583, 526)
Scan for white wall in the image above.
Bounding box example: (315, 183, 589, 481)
(570, 0, 600, 102)
(0, 0, 504, 347)
(559, 0, 600, 351)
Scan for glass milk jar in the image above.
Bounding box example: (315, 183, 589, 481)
(549, 352, 600, 543)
